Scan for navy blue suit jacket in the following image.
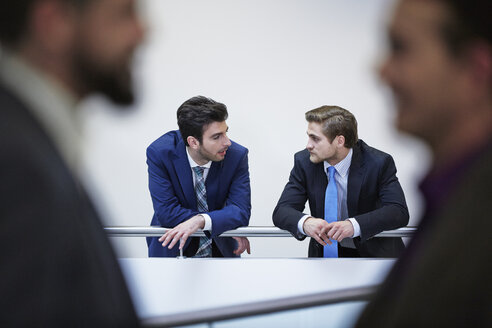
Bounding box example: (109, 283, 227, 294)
(273, 140, 409, 257)
(146, 130, 251, 257)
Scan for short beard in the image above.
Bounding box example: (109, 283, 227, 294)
(197, 147, 224, 163)
(73, 53, 135, 106)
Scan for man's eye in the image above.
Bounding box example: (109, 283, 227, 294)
(390, 37, 406, 55)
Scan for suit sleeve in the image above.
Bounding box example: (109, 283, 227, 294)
(272, 154, 309, 240)
(208, 150, 251, 237)
(355, 155, 409, 242)
(147, 145, 198, 228)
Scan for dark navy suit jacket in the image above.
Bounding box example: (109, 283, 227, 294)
(0, 84, 138, 326)
(146, 130, 251, 257)
(273, 140, 409, 257)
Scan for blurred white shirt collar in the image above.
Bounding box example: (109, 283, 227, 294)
(0, 50, 82, 175)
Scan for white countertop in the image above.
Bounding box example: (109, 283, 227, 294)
(119, 257, 395, 321)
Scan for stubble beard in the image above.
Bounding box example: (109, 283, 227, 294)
(309, 153, 322, 164)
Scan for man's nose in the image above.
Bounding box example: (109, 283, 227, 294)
(224, 135, 232, 147)
(378, 55, 392, 85)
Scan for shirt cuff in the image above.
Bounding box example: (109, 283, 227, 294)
(297, 215, 311, 236)
(201, 213, 212, 231)
(347, 218, 360, 237)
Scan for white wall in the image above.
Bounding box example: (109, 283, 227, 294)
(79, 0, 431, 258)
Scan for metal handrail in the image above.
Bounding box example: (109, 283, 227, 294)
(105, 226, 416, 237)
(142, 284, 379, 327)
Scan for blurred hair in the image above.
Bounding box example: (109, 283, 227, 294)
(305, 105, 358, 148)
(439, 0, 492, 56)
(177, 96, 228, 146)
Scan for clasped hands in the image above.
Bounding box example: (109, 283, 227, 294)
(303, 217, 354, 246)
(158, 215, 250, 255)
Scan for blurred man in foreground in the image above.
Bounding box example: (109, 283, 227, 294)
(356, 0, 492, 326)
(0, 0, 144, 325)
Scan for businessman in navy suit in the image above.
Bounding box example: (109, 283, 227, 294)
(147, 96, 251, 257)
(273, 105, 408, 257)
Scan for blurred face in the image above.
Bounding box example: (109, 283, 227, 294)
(306, 122, 341, 164)
(196, 121, 232, 163)
(379, 0, 466, 144)
(73, 0, 144, 105)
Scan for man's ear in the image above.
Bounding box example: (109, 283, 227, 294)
(187, 136, 200, 149)
(337, 135, 346, 148)
(28, 0, 76, 58)
(464, 42, 492, 96)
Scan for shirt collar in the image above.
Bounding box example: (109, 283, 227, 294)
(186, 147, 212, 169)
(0, 50, 81, 174)
(324, 148, 353, 177)
(419, 138, 492, 219)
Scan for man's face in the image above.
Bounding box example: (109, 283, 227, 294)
(306, 122, 338, 164)
(379, 0, 466, 144)
(197, 121, 232, 163)
(73, 0, 144, 105)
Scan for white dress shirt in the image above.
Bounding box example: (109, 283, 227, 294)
(186, 148, 213, 231)
(297, 149, 361, 246)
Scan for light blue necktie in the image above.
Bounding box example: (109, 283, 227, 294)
(193, 166, 212, 257)
(324, 166, 338, 258)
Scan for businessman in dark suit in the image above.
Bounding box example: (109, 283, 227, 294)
(0, 0, 143, 326)
(356, 0, 492, 326)
(273, 105, 408, 257)
(147, 96, 251, 258)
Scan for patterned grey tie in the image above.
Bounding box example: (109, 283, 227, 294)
(193, 166, 212, 257)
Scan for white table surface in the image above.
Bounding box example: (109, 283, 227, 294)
(119, 257, 395, 320)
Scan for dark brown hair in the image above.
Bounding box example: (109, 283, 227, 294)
(177, 96, 228, 146)
(305, 105, 358, 148)
(438, 0, 492, 56)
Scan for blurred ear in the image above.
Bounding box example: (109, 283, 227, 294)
(464, 41, 492, 95)
(28, 0, 76, 57)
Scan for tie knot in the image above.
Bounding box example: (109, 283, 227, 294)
(193, 166, 205, 178)
(327, 166, 336, 178)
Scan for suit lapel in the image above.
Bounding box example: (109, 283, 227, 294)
(347, 142, 365, 217)
(172, 140, 196, 209)
(314, 163, 327, 219)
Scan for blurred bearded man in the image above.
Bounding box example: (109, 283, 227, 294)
(0, 0, 144, 326)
